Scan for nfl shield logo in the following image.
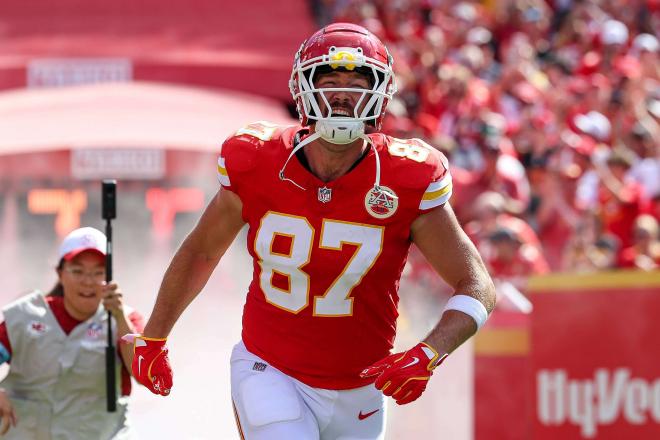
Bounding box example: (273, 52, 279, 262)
(318, 187, 332, 203)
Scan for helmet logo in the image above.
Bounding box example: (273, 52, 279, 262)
(328, 46, 365, 71)
(330, 51, 357, 70)
(364, 186, 398, 219)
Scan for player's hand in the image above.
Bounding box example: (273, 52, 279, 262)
(122, 334, 173, 396)
(0, 389, 17, 435)
(360, 342, 447, 405)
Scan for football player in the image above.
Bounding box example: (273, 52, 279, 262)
(126, 23, 496, 439)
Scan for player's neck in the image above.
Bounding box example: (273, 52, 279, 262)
(304, 137, 367, 183)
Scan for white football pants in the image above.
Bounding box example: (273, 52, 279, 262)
(230, 341, 386, 440)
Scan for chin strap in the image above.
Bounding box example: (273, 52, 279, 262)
(279, 131, 398, 200)
(359, 134, 398, 200)
(279, 131, 322, 190)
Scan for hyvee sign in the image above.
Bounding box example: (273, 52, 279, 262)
(528, 272, 660, 440)
(537, 368, 660, 438)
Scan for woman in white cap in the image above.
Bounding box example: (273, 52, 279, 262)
(0, 227, 144, 439)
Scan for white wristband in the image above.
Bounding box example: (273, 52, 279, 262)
(443, 295, 489, 329)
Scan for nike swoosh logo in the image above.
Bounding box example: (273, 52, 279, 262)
(138, 354, 144, 377)
(358, 409, 379, 420)
(401, 356, 419, 369)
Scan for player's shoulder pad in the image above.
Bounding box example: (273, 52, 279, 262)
(380, 135, 450, 190)
(220, 121, 286, 173)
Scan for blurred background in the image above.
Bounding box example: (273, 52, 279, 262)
(0, 0, 658, 438)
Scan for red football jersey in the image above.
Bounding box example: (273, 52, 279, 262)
(217, 122, 452, 389)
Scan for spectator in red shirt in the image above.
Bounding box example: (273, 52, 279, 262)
(561, 216, 622, 273)
(484, 227, 550, 290)
(527, 154, 581, 270)
(618, 214, 660, 270)
(594, 149, 650, 250)
(465, 191, 542, 252)
(626, 122, 660, 201)
(452, 136, 531, 221)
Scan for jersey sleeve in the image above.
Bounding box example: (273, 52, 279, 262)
(384, 135, 453, 213)
(419, 162, 452, 211)
(217, 155, 231, 188)
(417, 139, 452, 211)
(217, 136, 258, 193)
(217, 121, 281, 194)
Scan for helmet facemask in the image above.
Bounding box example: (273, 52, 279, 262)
(290, 45, 396, 145)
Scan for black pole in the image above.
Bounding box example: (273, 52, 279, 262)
(102, 180, 117, 412)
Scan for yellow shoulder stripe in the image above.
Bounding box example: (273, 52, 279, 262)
(422, 183, 452, 201)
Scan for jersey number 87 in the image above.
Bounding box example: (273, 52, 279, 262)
(254, 212, 384, 317)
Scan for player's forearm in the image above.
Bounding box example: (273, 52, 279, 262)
(424, 276, 496, 355)
(411, 203, 497, 354)
(143, 241, 221, 338)
(423, 310, 480, 355)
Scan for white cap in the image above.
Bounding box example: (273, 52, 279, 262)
(453, 2, 477, 22)
(58, 227, 107, 261)
(467, 27, 492, 45)
(632, 33, 659, 53)
(574, 111, 611, 141)
(601, 20, 628, 45)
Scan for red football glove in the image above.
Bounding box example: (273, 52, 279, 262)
(360, 342, 447, 405)
(122, 334, 173, 396)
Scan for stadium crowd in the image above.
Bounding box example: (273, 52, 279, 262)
(311, 0, 660, 288)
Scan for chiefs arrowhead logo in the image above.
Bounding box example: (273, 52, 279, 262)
(364, 186, 398, 219)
